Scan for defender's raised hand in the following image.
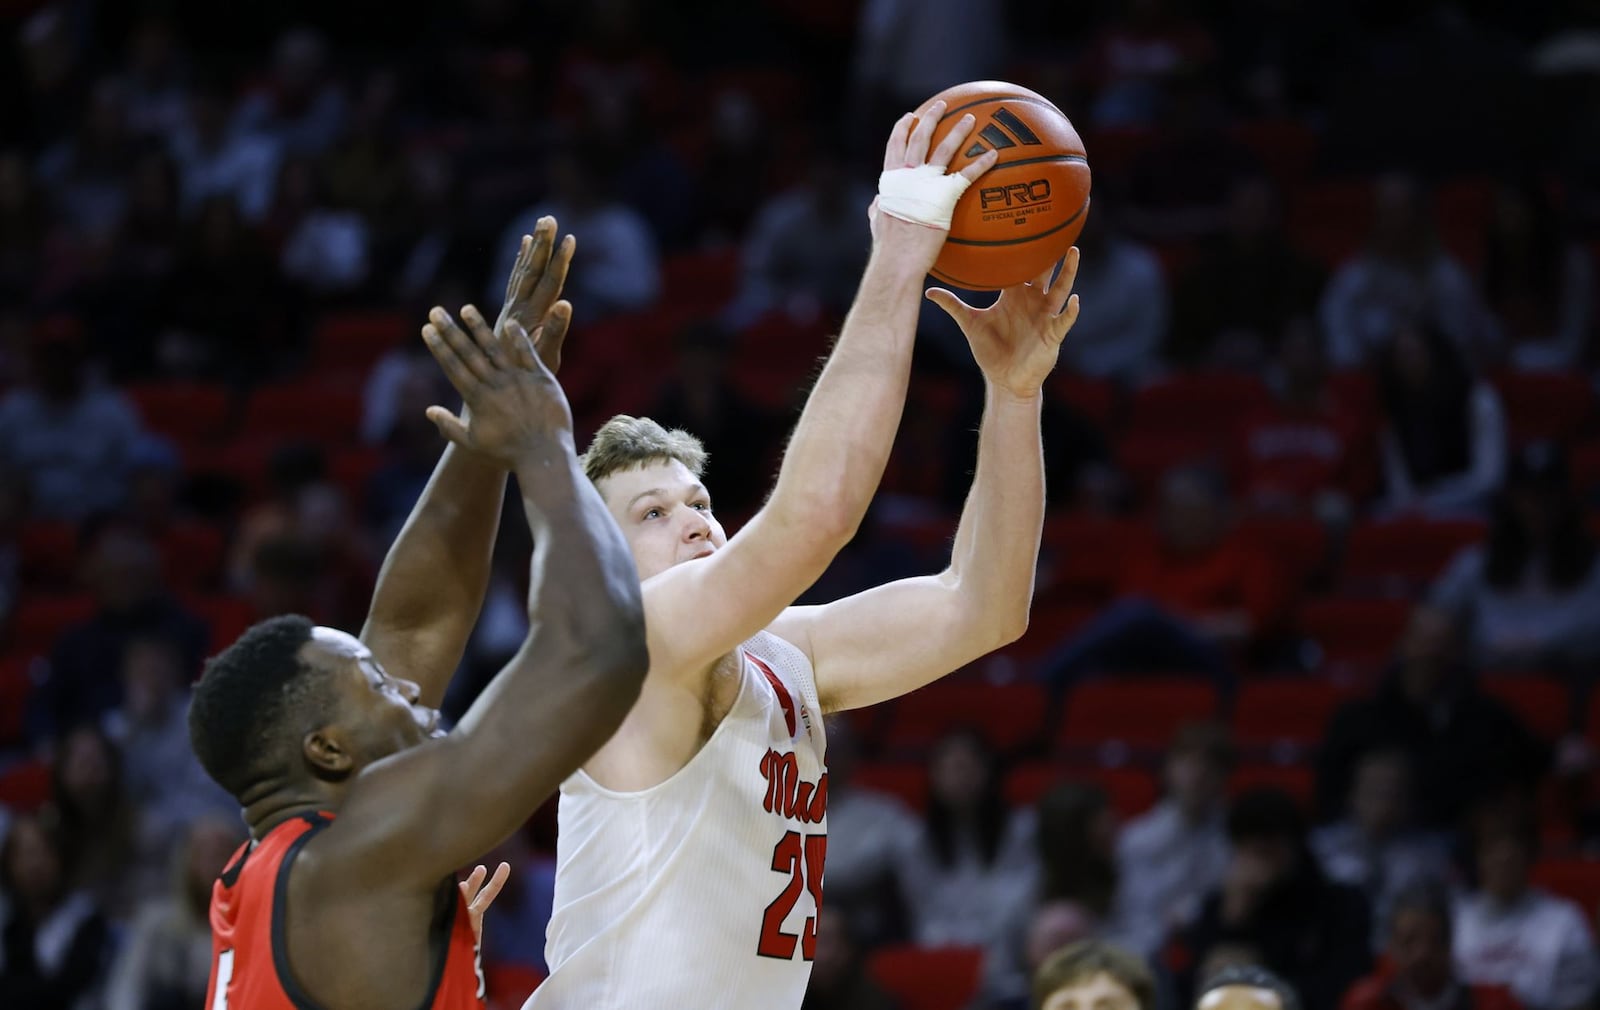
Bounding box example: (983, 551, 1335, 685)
(495, 217, 576, 374)
(926, 247, 1082, 399)
(421, 304, 574, 462)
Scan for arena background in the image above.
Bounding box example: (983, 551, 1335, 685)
(3, 1, 1600, 1008)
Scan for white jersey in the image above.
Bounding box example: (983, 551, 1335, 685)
(528, 631, 829, 1010)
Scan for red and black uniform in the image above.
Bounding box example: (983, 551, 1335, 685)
(204, 811, 485, 1010)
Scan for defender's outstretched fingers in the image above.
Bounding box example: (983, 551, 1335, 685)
(928, 113, 978, 169)
(421, 322, 476, 395)
(461, 305, 509, 371)
(533, 300, 573, 372)
(429, 307, 497, 383)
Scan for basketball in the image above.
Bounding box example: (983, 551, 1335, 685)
(915, 81, 1091, 291)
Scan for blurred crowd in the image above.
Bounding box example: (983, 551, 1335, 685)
(2, 1, 1600, 1009)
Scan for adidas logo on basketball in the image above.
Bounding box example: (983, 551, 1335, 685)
(963, 106, 1045, 158)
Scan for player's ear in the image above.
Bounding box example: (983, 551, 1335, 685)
(304, 728, 355, 780)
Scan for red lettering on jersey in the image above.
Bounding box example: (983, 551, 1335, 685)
(758, 750, 829, 825)
(747, 652, 797, 737)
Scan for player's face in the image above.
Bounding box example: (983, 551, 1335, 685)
(597, 460, 727, 581)
(1040, 972, 1140, 1010)
(308, 627, 443, 764)
(1198, 986, 1283, 1010)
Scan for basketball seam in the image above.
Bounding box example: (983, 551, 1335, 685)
(977, 154, 1087, 169)
(944, 198, 1090, 248)
(936, 94, 1065, 121)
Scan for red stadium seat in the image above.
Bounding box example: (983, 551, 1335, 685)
(311, 311, 409, 376)
(1047, 373, 1116, 429)
(1058, 677, 1219, 752)
(1229, 763, 1315, 811)
(126, 382, 234, 446)
(1129, 374, 1271, 438)
(885, 682, 1048, 755)
(0, 654, 36, 747)
(1492, 371, 1595, 445)
(1296, 598, 1411, 669)
(18, 521, 79, 591)
(1531, 860, 1600, 920)
(182, 438, 275, 503)
(1287, 180, 1373, 268)
(1232, 679, 1346, 752)
(869, 945, 984, 1010)
(985, 599, 1098, 676)
(726, 309, 834, 412)
(329, 446, 387, 511)
(484, 962, 545, 1010)
(1435, 179, 1494, 271)
(0, 759, 52, 812)
(659, 248, 741, 315)
(1039, 515, 1148, 604)
(242, 384, 364, 445)
(184, 595, 257, 656)
(1480, 676, 1571, 741)
(159, 521, 226, 591)
(8, 594, 95, 659)
(1116, 431, 1221, 501)
(853, 763, 929, 813)
(1237, 516, 1330, 592)
(1573, 440, 1600, 498)
(1229, 119, 1318, 182)
(1005, 762, 1159, 819)
(1341, 518, 1485, 594)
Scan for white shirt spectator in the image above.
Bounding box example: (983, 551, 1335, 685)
(1312, 820, 1452, 948)
(280, 209, 370, 293)
(1320, 253, 1495, 369)
(0, 386, 144, 520)
(1111, 799, 1230, 956)
(897, 809, 1039, 949)
(1455, 888, 1600, 1010)
(1380, 383, 1507, 519)
(1431, 544, 1600, 671)
(168, 125, 283, 222)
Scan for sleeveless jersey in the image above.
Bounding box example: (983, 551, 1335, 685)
(530, 631, 829, 1009)
(204, 811, 486, 1010)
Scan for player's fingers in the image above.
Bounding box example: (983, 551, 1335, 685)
(956, 147, 1000, 185)
(883, 112, 915, 171)
(504, 318, 540, 372)
(528, 233, 575, 319)
(929, 113, 977, 169)
(462, 864, 487, 898)
(1050, 247, 1081, 314)
(426, 406, 471, 448)
(501, 234, 532, 306)
(904, 100, 945, 166)
(421, 322, 476, 394)
(432, 306, 497, 381)
(925, 287, 977, 322)
(461, 304, 508, 369)
(473, 862, 511, 912)
(1054, 293, 1081, 339)
(535, 300, 572, 372)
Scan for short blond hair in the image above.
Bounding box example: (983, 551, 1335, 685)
(581, 415, 707, 485)
(1033, 941, 1154, 1010)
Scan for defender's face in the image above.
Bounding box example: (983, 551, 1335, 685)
(305, 627, 442, 767)
(1041, 972, 1140, 1010)
(597, 460, 727, 582)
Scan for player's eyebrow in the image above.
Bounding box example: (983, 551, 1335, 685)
(627, 488, 666, 510)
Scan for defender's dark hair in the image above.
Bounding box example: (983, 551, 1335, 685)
(1200, 965, 1302, 1010)
(188, 615, 325, 798)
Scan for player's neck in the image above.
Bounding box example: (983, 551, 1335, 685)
(242, 786, 339, 841)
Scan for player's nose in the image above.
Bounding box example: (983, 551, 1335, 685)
(681, 508, 710, 541)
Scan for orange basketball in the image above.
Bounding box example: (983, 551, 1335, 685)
(916, 81, 1091, 291)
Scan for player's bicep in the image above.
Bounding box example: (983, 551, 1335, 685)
(801, 575, 980, 713)
(642, 511, 840, 680)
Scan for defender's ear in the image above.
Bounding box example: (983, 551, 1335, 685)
(304, 729, 355, 780)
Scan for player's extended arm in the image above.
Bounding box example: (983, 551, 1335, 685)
(772, 250, 1082, 712)
(642, 104, 999, 680)
(361, 220, 576, 706)
(331, 307, 646, 885)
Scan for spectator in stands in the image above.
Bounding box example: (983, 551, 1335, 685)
(1028, 939, 1155, 1010)
(0, 317, 146, 520)
(818, 717, 917, 946)
(164, 194, 288, 381)
(0, 467, 27, 627)
(1374, 321, 1507, 518)
(1041, 465, 1282, 696)
(1430, 441, 1600, 674)
(229, 27, 348, 158)
(1316, 606, 1549, 832)
(493, 140, 659, 319)
(851, 0, 1006, 143)
(1172, 789, 1371, 1010)
(1233, 317, 1374, 518)
(725, 144, 873, 330)
(226, 443, 334, 592)
(1319, 174, 1494, 369)
(569, 87, 696, 252)
(897, 730, 1037, 950)
(365, 359, 452, 545)
(104, 635, 233, 848)
(0, 813, 112, 1010)
(35, 77, 136, 235)
(0, 149, 48, 297)
(272, 155, 373, 298)
(1037, 781, 1119, 921)
(474, 832, 557, 977)
(31, 519, 208, 746)
(48, 723, 142, 918)
(801, 905, 900, 1010)
(322, 69, 410, 237)
(1342, 879, 1522, 1010)
(1482, 178, 1593, 372)
(1079, 0, 1217, 128)
(695, 87, 774, 245)
(1052, 195, 1168, 382)
(119, 18, 190, 142)
(1168, 177, 1326, 369)
(1454, 814, 1600, 1010)
(168, 84, 283, 222)
(1113, 722, 1234, 956)
(104, 815, 242, 1010)
(647, 322, 782, 518)
(1310, 749, 1452, 948)
(1197, 964, 1303, 1010)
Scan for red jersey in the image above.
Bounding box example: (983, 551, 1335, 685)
(204, 811, 485, 1010)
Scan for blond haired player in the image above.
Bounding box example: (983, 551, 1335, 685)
(529, 103, 1081, 1009)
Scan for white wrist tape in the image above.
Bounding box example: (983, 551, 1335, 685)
(877, 164, 972, 230)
